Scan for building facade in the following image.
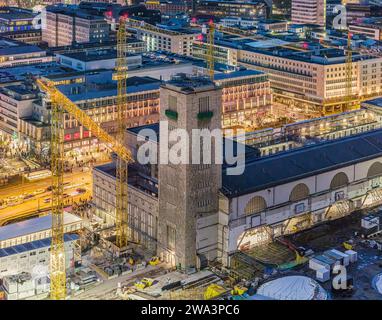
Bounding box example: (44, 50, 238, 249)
(291, 0, 326, 26)
(220, 129, 382, 266)
(214, 70, 273, 130)
(0, 84, 38, 137)
(127, 19, 198, 56)
(0, 39, 52, 68)
(157, 75, 222, 269)
(42, 5, 110, 47)
(239, 47, 382, 115)
(195, 0, 269, 19)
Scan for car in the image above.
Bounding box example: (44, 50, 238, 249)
(76, 188, 86, 194)
(34, 189, 45, 195)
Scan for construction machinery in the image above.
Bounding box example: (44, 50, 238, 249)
(36, 79, 133, 299)
(115, 15, 129, 249)
(231, 285, 247, 296)
(343, 240, 355, 250)
(134, 278, 154, 290)
(148, 256, 161, 266)
(204, 284, 228, 300)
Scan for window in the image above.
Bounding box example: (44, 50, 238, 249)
(166, 225, 176, 251)
(330, 172, 349, 189)
(168, 95, 177, 111)
(199, 96, 210, 113)
(289, 183, 309, 202)
(244, 196, 266, 215)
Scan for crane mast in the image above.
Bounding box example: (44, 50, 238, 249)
(345, 32, 353, 112)
(116, 16, 129, 249)
(49, 95, 66, 300)
(207, 20, 215, 81)
(37, 79, 133, 299)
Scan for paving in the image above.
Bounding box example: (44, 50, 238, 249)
(283, 211, 382, 300)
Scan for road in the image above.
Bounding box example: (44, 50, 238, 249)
(70, 265, 166, 300)
(0, 170, 93, 225)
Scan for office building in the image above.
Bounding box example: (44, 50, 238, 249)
(291, 0, 326, 27)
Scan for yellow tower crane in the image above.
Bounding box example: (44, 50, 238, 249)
(345, 32, 359, 112)
(116, 15, 129, 249)
(207, 20, 215, 81)
(36, 79, 133, 300)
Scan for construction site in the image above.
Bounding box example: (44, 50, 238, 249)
(1, 8, 382, 302)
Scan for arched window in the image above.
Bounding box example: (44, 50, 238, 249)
(367, 162, 382, 178)
(289, 183, 310, 202)
(244, 196, 267, 215)
(330, 172, 349, 189)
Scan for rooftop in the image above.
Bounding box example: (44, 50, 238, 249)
(213, 69, 264, 81)
(363, 97, 382, 108)
(0, 212, 82, 242)
(0, 7, 37, 21)
(95, 162, 159, 197)
(0, 85, 38, 100)
(60, 49, 119, 62)
(46, 4, 107, 20)
(222, 129, 382, 197)
(0, 234, 79, 258)
(0, 38, 45, 56)
(0, 62, 73, 85)
(162, 73, 216, 93)
(57, 75, 161, 102)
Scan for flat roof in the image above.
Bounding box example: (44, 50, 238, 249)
(60, 49, 119, 62)
(222, 129, 382, 197)
(0, 234, 79, 258)
(214, 69, 264, 81)
(58, 76, 161, 102)
(363, 97, 382, 108)
(95, 162, 159, 196)
(0, 213, 82, 242)
(0, 62, 72, 83)
(162, 74, 216, 93)
(0, 39, 44, 56)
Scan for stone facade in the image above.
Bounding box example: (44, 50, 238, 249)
(157, 76, 222, 269)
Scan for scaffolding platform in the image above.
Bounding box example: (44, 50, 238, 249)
(245, 242, 295, 267)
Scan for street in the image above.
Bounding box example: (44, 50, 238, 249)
(0, 170, 93, 225)
(69, 265, 166, 300)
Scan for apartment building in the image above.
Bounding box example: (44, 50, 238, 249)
(291, 0, 326, 26)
